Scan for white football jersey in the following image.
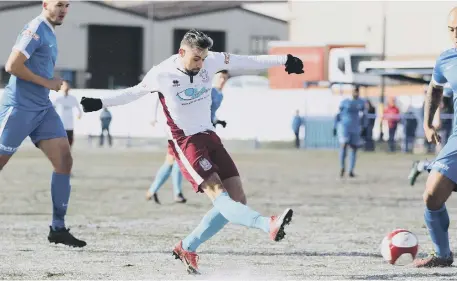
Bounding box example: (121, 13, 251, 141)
(53, 94, 81, 130)
(102, 52, 287, 139)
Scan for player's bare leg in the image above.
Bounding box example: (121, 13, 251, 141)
(0, 154, 13, 172)
(39, 138, 86, 248)
(173, 173, 292, 274)
(414, 170, 454, 267)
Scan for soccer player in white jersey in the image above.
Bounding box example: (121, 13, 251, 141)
(145, 70, 230, 204)
(53, 81, 82, 148)
(412, 7, 457, 267)
(80, 29, 304, 274)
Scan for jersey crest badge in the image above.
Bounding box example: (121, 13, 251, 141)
(223, 52, 230, 64)
(199, 158, 212, 171)
(199, 69, 209, 82)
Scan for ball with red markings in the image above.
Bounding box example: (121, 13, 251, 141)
(380, 229, 419, 265)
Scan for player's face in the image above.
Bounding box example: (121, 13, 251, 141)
(179, 47, 208, 75)
(43, 0, 69, 26)
(352, 89, 359, 99)
(61, 81, 70, 94)
(448, 10, 457, 47)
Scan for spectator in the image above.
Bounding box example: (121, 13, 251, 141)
(402, 106, 418, 153)
(53, 80, 82, 149)
(383, 96, 400, 152)
(100, 108, 112, 147)
(291, 109, 303, 148)
(363, 99, 376, 151)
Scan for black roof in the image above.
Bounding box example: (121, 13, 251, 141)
(0, 1, 40, 11)
(126, 1, 286, 22)
(127, 1, 241, 20)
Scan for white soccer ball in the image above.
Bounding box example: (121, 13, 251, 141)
(380, 229, 419, 265)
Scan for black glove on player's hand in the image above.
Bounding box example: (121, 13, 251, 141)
(80, 97, 103, 112)
(285, 54, 304, 74)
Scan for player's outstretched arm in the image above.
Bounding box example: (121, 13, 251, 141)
(208, 52, 304, 74)
(81, 69, 160, 113)
(80, 85, 151, 113)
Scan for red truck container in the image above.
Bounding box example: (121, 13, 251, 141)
(268, 43, 366, 89)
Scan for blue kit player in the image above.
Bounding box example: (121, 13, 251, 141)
(210, 70, 228, 128)
(333, 86, 367, 178)
(408, 87, 453, 186)
(413, 7, 457, 267)
(146, 97, 187, 204)
(0, 0, 85, 247)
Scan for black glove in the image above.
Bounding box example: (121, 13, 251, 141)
(213, 120, 227, 128)
(285, 54, 304, 74)
(333, 128, 337, 137)
(80, 97, 103, 112)
(218, 120, 227, 128)
(361, 128, 367, 138)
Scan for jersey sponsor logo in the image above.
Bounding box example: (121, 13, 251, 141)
(176, 87, 210, 101)
(199, 158, 212, 171)
(21, 29, 40, 41)
(431, 161, 449, 171)
(199, 69, 209, 82)
(0, 144, 18, 153)
(223, 52, 230, 64)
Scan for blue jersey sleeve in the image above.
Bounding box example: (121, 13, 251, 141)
(432, 55, 447, 86)
(13, 24, 42, 59)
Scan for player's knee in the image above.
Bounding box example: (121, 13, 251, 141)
(423, 191, 442, 210)
(57, 151, 73, 174)
(201, 173, 225, 200)
(239, 194, 247, 205)
(423, 172, 455, 210)
(423, 186, 447, 211)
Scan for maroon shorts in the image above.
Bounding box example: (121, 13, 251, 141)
(168, 131, 239, 192)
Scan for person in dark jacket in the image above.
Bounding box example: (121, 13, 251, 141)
(402, 107, 418, 153)
(100, 108, 112, 147)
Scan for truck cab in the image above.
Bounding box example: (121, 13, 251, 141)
(328, 48, 383, 87)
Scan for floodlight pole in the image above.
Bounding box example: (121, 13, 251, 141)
(379, 3, 387, 142)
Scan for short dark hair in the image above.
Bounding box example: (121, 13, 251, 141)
(181, 29, 213, 50)
(217, 70, 228, 75)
